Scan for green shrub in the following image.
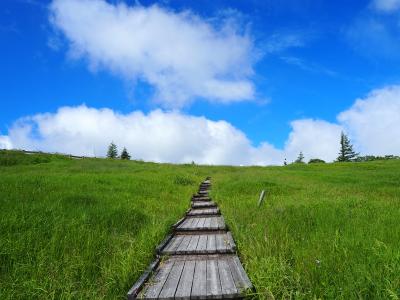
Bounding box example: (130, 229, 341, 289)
(308, 158, 326, 164)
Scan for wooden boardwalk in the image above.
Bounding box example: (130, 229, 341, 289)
(127, 179, 252, 299)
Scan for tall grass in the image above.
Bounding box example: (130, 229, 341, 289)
(211, 162, 400, 299)
(0, 151, 399, 299)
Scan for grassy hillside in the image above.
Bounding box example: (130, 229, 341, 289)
(0, 150, 399, 299)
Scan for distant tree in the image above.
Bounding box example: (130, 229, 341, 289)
(308, 158, 326, 164)
(120, 147, 131, 160)
(337, 132, 358, 162)
(107, 142, 118, 159)
(295, 151, 305, 163)
(284, 158, 287, 166)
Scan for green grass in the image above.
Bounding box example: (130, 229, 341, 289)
(0, 150, 399, 299)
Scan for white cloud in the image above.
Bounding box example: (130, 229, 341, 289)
(5, 105, 283, 165)
(284, 119, 343, 162)
(371, 0, 400, 12)
(49, 0, 256, 108)
(0, 135, 12, 149)
(3, 86, 400, 165)
(338, 85, 400, 155)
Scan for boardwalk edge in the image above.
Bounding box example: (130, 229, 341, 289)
(127, 257, 160, 300)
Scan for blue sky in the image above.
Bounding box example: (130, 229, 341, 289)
(1, 0, 400, 164)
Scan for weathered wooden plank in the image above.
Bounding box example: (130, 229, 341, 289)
(177, 236, 192, 253)
(209, 217, 218, 230)
(233, 256, 252, 288)
(186, 235, 200, 253)
(215, 234, 226, 253)
(196, 217, 206, 228)
(177, 218, 190, 229)
(184, 218, 196, 229)
(217, 216, 226, 230)
(226, 232, 236, 251)
(206, 234, 216, 253)
(187, 208, 219, 216)
(196, 235, 208, 254)
(192, 196, 211, 200)
(203, 217, 212, 229)
(155, 234, 173, 254)
(218, 258, 238, 298)
(206, 259, 222, 298)
(158, 260, 185, 299)
(127, 258, 160, 300)
(191, 260, 207, 299)
(174, 260, 195, 300)
(228, 256, 252, 292)
(162, 235, 184, 254)
(191, 218, 201, 230)
(192, 201, 216, 208)
(143, 260, 174, 299)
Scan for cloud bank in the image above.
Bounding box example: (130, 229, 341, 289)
(49, 0, 256, 108)
(2, 86, 400, 165)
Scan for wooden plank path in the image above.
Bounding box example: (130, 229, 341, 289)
(127, 179, 252, 299)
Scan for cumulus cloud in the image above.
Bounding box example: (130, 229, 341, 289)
(284, 119, 343, 162)
(3, 86, 400, 165)
(49, 0, 256, 108)
(5, 106, 284, 165)
(338, 85, 400, 155)
(0, 135, 12, 149)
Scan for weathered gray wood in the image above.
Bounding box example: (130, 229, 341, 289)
(203, 217, 212, 229)
(206, 259, 221, 297)
(217, 216, 226, 230)
(192, 201, 216, 208)
(206, 234, 216, 253)
(218, 258, 238, 298)
(186, 235, 200, 253)
(172, 217, 186, 229)
(174, 260, 195, 300)
(177, 219, 189, 229)
(192, 218, 202, 229)
(158, 260, 185, 299)
(143, 260, 175, 299)
(196, 217, 206, 228)
(196, 235, 208, 254)
(127, 258, 160, 300)
(162, 235, 184, 254)
(187, 208, 219, 216)
(155, 234, 173, 254)
(191, 260, 207, 299)
(209, 217, 218, 230)
(228, 256, 253, 292)
(233, 256, 252, 288)
(177, 236, 191, 253)
(226, 232, 236, 251)
(215, 234, 226, 253)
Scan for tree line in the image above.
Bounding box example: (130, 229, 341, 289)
(290, 131, 399, 165)
(106, 142, 131, 160)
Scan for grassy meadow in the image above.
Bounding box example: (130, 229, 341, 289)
(0, 150, 399, 299)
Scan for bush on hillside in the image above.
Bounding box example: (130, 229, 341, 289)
(309, 158, 326, 164)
